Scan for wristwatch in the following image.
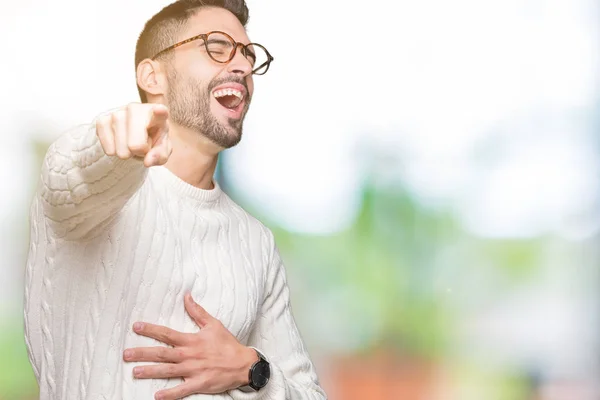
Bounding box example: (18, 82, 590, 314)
(245, 348, 270, 391)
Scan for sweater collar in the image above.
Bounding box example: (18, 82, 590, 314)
(150, 165, 223, 204)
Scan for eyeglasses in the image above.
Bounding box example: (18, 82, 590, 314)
(152, 30, 274, 75)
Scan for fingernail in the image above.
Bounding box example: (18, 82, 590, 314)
(133, 322, 144, 331)
(155, 394, 164, 400)
(133, 367, 143, 377)
(123, 350, 132, 360)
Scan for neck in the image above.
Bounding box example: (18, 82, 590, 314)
(163, 123, 223, 190)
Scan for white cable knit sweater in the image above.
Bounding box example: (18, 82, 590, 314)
(23, 121, 327, 400)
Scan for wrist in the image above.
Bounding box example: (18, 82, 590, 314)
(237, 346, 260, 387)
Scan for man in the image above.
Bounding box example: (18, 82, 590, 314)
(23, 1, 327, 399)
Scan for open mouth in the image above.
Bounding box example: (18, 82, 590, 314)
(213, 88, 244, 110)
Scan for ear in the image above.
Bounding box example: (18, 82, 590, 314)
(137, 59, 167, 99)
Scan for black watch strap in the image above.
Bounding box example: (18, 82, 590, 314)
(241, 348, 270, 392)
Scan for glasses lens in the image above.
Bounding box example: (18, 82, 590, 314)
(205, 33, 271, 73)
(205, 32, 235, 62)
(245, 44, 270, 74)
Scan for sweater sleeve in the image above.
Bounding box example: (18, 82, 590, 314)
(228, 232, 328, 400)
(39, 116, 147, 240)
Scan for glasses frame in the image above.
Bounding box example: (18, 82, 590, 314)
(151, 30, 274, 75)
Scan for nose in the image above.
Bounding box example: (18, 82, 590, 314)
(227, 44, 253, 77)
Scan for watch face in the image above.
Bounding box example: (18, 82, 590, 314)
(251, 360, 271, 388)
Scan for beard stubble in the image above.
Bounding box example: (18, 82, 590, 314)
(166, 69, 250, 149)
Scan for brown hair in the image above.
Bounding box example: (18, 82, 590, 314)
(134, 0, 250, 102)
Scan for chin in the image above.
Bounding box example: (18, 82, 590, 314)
(211, 126, 243, 149)
(225, 130, 243, 148)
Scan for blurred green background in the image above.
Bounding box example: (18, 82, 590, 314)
(1, 0, 599, 399)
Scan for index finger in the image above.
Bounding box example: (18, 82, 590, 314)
(125, 104, 153, 155)
(147, 104, 169, 132)
(132, 322, 189, 346)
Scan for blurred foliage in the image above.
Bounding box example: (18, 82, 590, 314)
(251, 179, 546, 361)
(0, 322, 38, 399)
(443, 361, 535, 400)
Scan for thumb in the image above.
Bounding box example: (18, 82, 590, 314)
(144, 130, 171, 167)
(184, 293, 213, 328)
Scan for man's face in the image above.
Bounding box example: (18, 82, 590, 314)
(165, 7, 255, 149)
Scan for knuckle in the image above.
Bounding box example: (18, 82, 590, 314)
(116, 148, 132, 159)
(176, 348, 188, 360)
(129, 142, 148, 154)
(95, 116, 110, 132)
(189, 333, 202, 344)
(190, 349, 203, 361)
(111, 109, 126, 124)
(167, 364, 177, 376)
(95, 118, 103, 132)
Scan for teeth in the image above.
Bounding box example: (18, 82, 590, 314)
(213, 89, 243, 99)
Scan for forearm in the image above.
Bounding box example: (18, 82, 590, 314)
(40, 122, 147, 239)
